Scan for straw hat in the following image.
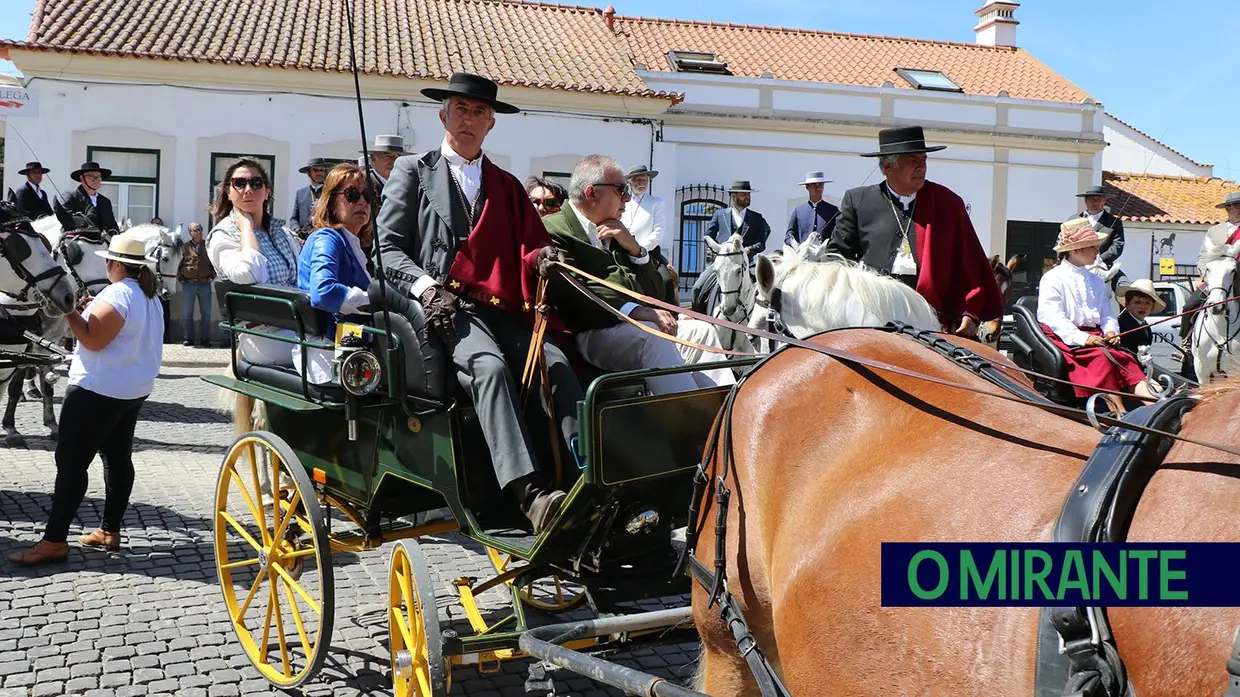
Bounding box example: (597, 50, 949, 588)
(1053, 218, 1103, 253)
(94, 233, 152, 266)
(1116, 279, 1167, 313)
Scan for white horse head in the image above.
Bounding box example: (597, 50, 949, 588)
(784, 231, 829, 263)
(33, 214, 112, 300)
(125, 223, 185, 300)
(703, 233, 756, 354)
(0, 207, 77, 315)
(1191, 238, 1240, 382)
(753, 253, 942, 339)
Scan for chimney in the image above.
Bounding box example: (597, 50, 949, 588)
(603, 5, 615, 31)
(973, 1, 1019, 47)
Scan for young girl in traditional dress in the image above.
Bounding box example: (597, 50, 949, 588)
(1037, 218, 1156, 401)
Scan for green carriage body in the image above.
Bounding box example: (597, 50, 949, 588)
(205, 284, 750, 692)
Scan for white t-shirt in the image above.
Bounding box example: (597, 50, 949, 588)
(68, 278, 164, 400)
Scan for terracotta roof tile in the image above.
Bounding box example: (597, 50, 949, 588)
(613, 16, 1091, 103)
(1103, 171, 1238, 226)
(12, 0, 674, 100)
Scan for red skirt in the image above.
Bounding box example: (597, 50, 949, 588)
(1038, 324, 1147, 398)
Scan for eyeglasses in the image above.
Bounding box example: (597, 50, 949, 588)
(335, 187, 373, 204)
(230, 176, 266, 191)
(593, 182, 630, 197)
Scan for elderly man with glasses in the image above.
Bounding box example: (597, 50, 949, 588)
(544, 154, 736, 394)
(54, 160, 119, 235)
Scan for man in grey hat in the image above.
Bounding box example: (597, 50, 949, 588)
(7, 161, 53, 219)
(1075, 184, 1125, 267)
(289, 157, 333, 233)
(364, 134, 411, 205)
(786, 170, 839, 247)
(826, 125, 1002, 337)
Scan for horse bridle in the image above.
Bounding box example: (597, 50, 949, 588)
(54, 231, 111, 298)
(0, 218, 70, 303)
(1195, 260, 1240, 378)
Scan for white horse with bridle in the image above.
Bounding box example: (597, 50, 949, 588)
(701, 233, 760, 356)
(1190, 238, 1240, 382)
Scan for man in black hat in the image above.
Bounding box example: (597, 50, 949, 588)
(826, 125, 1002, 337)
(1076, 184, 1125, 267)
(376, 71, 578, 533)
(53, 161, 119, 235)
(690, 180, 771, 314)
(6, 161, 53, 219)
(289, 157, 333, 232)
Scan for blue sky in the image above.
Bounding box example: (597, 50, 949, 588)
(1, 1, 1235, 179)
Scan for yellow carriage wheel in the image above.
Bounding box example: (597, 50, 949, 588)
(485, 546, 586, 612)
(389, 540, 449, 697)
(213, 431, 333, 689)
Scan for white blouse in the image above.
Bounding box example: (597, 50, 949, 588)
(1037, 260, 1118, 346)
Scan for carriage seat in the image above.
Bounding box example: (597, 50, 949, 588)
(235, 356, 347, 403)
(216, 281, 450, 404)
(1008, 295, 1077, 405)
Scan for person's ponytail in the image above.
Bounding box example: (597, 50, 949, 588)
(122, 263, 160, 298)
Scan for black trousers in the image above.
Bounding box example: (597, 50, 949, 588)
(43, 385, 147, 543)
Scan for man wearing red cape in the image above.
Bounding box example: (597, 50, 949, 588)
(826, 125, 1004, 337)
(376, 72, 577, 532)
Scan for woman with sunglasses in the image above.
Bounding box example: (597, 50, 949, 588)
(205, 157, 302, 366)
(294, 163, 375, 383)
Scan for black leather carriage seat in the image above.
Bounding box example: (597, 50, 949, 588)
(215, 281, 450, 404)
(1008, 295, 1077, 405)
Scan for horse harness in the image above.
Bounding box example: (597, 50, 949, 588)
(673, 322, 1240, 697)
(54, 230, 111, 297)
(0, 217, 69, 303)
(1194, 266, 1240, 379)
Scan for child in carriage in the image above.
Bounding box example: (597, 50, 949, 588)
(1036, 218, 1156, 402)
(1115, 278, 1164, 358)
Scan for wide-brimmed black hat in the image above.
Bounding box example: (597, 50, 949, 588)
(626, 164, 658, 179)
(1076, 185, 1110, 198)
(727, 180, 757, 193)
(860, 125, 947, 157)
(17, 161, 49, 175)
(70, 161, 112, 181)
(299, 157, 336, 174)
(421, 72, 520, 114)
(1216, 191, 1240, 209)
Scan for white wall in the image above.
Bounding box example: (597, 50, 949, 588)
(1116, 222, 1209, 284)
(5, 79, 654, 339)
(1102, 115, 1211, 178)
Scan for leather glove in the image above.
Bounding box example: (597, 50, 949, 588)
(420, 285, 459, 344)
(536, 245, 566, 279)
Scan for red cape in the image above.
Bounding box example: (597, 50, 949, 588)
(911, 181, 1005, 324)
(445, 158, 567, 334)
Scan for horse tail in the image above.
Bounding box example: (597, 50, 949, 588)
(216, 361, 265, 434)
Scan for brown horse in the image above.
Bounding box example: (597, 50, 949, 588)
(691, 328, 1240, 696)
(978, 253, 1024, 347)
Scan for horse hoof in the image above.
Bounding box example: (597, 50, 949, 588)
(5, 433, 26, 448)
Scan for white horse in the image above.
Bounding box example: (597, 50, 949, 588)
(701, 234, 759, 356)
(752, 253, 942, 339)
(1190, 238, 1240, 383)
(124, 222, 185, 300)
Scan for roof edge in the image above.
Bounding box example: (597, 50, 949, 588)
(0, 41, 685, 103)
(1104, 170, 1235, 186)
(1104, 113, 1210, 168)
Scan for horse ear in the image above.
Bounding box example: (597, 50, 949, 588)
(704, 236, 721, 254)
(755, 254, 777, 299)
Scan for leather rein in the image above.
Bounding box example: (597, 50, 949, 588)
(543, 261, 1240, 460)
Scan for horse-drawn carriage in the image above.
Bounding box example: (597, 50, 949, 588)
(204, 280, 757, 694)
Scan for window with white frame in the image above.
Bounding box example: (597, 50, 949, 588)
(88, 146, 160, 225)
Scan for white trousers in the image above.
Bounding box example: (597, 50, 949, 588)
(292, 344, 336, 385)
(238, 325, 297, 367)
(575, 318, 736, 395)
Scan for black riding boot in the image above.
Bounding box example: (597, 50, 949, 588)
(506, 472, 566, 534)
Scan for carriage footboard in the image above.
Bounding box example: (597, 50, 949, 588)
(518, 608, 706, 697)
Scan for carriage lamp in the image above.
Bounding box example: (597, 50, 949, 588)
(339, 349, 383, 397)
(623, 508, 659, 536)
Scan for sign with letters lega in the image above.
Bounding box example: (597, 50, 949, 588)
(1159, 257, 1175, 275)
(0, 86, 37, 117)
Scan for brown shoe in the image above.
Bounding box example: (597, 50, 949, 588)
(78, 528, 121, 551)
(8, 540, 69, 565)
(528, 490, 567, 534)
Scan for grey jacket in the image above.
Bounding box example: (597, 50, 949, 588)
(376, 149, 482, 298)
(289, 185, 322, 231)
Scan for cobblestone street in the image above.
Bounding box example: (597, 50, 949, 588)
(0, 346, 700, 697)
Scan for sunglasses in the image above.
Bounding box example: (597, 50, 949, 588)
(335, 187, 373, 204)
(531, 197, 561, 208)
(230, 176, 266, 191)
(594, 182, 630, 197)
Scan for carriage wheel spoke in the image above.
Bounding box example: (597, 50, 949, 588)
(237, 567, 267, 618)
(282, 578, 313, 662)
(219, 511, 264, 553)
(221, 557, 261, 570)
(271, 558, 321, 615)
(269, 489, 303, 548)
(245, 442, 271, 544)
(271, 575, 292, 677)
(259, 576, 275, 663)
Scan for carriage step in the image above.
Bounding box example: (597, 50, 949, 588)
(327, 511, 457, 546)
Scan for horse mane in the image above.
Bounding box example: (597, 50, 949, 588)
(775, 255, 943, 335)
